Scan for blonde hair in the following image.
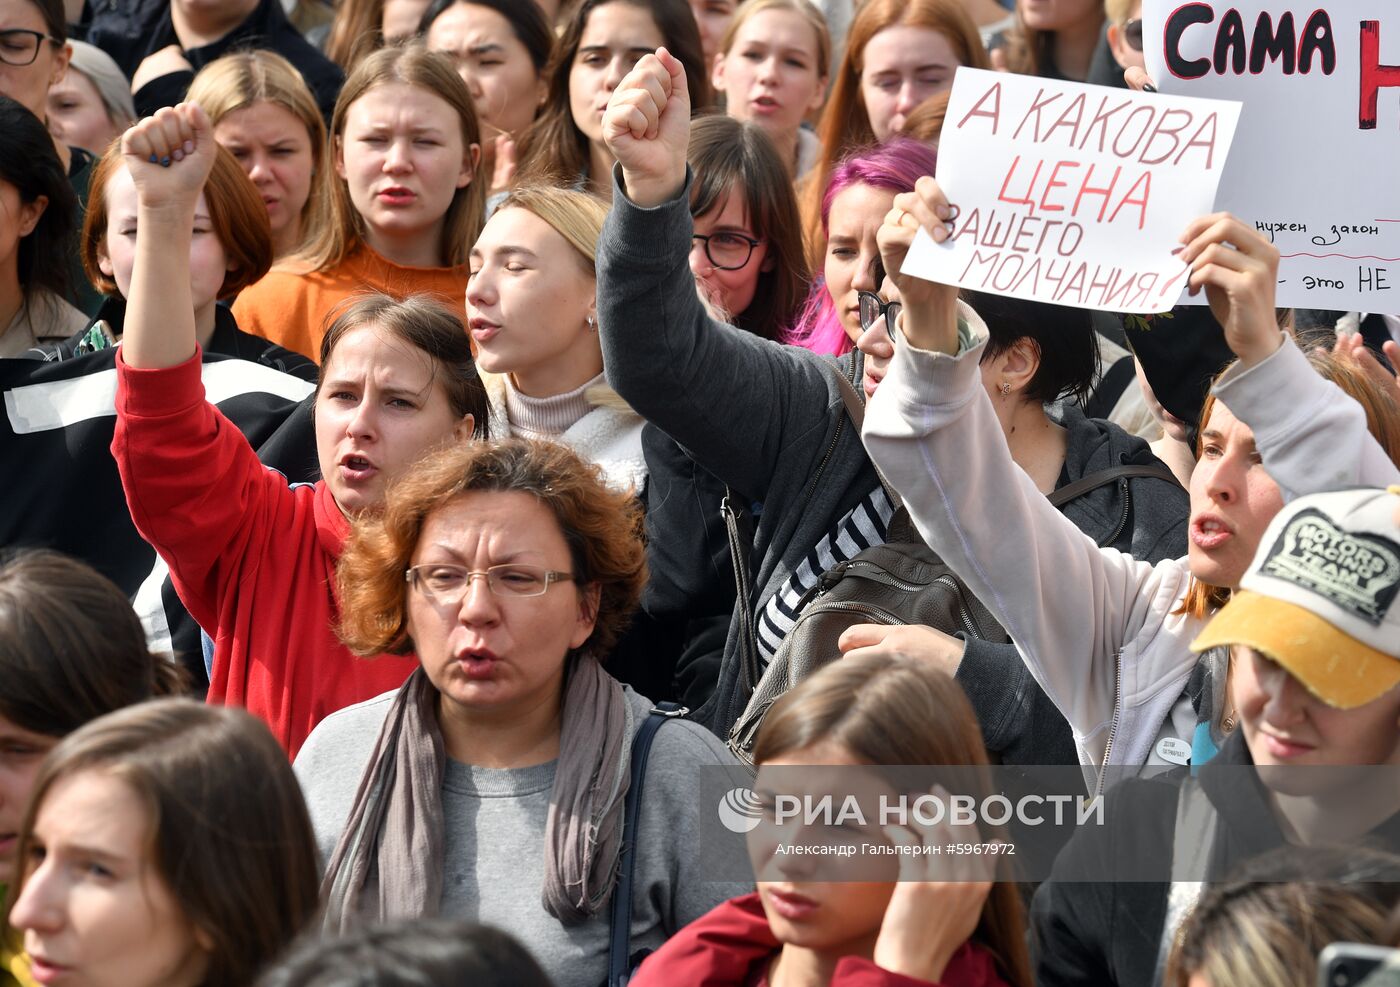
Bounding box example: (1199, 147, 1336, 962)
(187, 50, 332, 257)
(1167, 851, 1400, 987)
(1104, 0, 1136, 26)
(486, 185, 632, 411)
(718, 0, 831, 76)
(298, 44, 485, 273)
(497, 184, 608, 270)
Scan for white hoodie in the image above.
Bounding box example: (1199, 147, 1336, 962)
(862, 310, 1400, 788)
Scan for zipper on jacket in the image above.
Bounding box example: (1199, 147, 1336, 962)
(1094, 649, 1126, 800)
(1101, 477, 1132, 548)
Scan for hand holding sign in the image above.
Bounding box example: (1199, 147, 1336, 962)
(901, 68, 1241, 314)
(1179, 212, 1285, 367)
(878, 178, 962, 354)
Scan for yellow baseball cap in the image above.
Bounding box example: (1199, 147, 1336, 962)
(1191, 487, 1400, 709)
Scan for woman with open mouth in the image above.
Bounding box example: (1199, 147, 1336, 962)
(296, 437, 745, 987)
(860, 174, 1400, 785)
(110, 101, 489, 755)
(710, 0, 829, 181)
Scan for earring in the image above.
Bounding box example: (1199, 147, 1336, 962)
(999, 381, 1012, 396)
(586, 315, 597, 333)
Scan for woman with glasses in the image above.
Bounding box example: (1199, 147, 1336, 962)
(295, 438, 744, 987)
(597, 51, 1187, 760)
(1105, 0, 1145, 75)
(0, 0, 69, 158)
(1, 0, 103, 314)
(108, 101, 491, 756)
(643, 114, 811, 706)
(786, 138, 937, 357)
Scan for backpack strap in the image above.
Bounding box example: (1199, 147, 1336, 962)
(607, 701, 688, 987)
(1047, 464, 1180, 509)
(827, 361, 904, 510)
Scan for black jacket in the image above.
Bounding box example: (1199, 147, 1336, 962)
(644, 392, 1189, 761)
(42, 296, 318, 383)
(1031, 732, 1400, 986)
(85, 0, 343, 120)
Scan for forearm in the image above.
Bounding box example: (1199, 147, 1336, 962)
(862, 325, 1170, 758)
(1218, 334, 1400, 494)
(124, 202, 198, 369)
(894, 288, 962, 356)
(598, 167, 832, 498)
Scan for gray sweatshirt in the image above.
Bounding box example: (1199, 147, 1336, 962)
(597, 167, 882, 736)
(294, 688, 750, 987)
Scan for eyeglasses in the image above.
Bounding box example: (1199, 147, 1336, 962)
(691, 231, 763, 271)
(858, 290, 902, 341)
(0, 29, 61, 67)
(1122, 18, 1143, 52)
(405, 563, 575, 604)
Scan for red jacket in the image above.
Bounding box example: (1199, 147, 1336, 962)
(629, 893, 1011, 987)
(113, 349, 418, 756)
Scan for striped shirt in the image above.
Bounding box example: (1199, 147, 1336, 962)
(756, 486, 897, 663)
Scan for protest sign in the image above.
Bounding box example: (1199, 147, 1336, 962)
(1145, 0, 1400, 310)
(901, 67, 1241, 314)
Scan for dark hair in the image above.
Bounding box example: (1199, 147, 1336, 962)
(0, 95, 75, 305)
(338, 438, 646, 660)
(688, 115, 809, 338)
(516, 0, 710, 187)
(317, 292, 490, 433)
(6, 700, 322, 987)
(965, 291, 1100, 406)
(0, 549, 186, 738)
(257, 920, 553, 987)
(23, 0, 65, 41)
(420, 0, 555, 72)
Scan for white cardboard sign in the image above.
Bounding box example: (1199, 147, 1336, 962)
(1144, 0, 1400, 311)
(902, 67, 1241, 313)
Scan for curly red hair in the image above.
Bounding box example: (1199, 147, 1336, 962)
(337, 438, 646, 659)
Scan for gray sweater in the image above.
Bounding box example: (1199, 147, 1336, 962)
(294, 688, 750, 987)
(597, 167, 882, 735)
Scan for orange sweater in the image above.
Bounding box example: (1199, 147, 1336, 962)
(232, 244, 469, 362)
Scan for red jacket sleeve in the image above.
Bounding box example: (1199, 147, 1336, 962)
(111, 347, 307, 633)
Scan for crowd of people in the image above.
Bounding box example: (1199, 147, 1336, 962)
(1, 0, 1399, 985)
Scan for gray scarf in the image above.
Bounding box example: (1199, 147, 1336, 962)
(320, 658, 634, 931)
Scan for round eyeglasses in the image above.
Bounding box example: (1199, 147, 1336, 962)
(0, 29, 61, 67)
(691, 231, 763, 271)
(858, 290, 902, 342)
(405, 563, 575, 605)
